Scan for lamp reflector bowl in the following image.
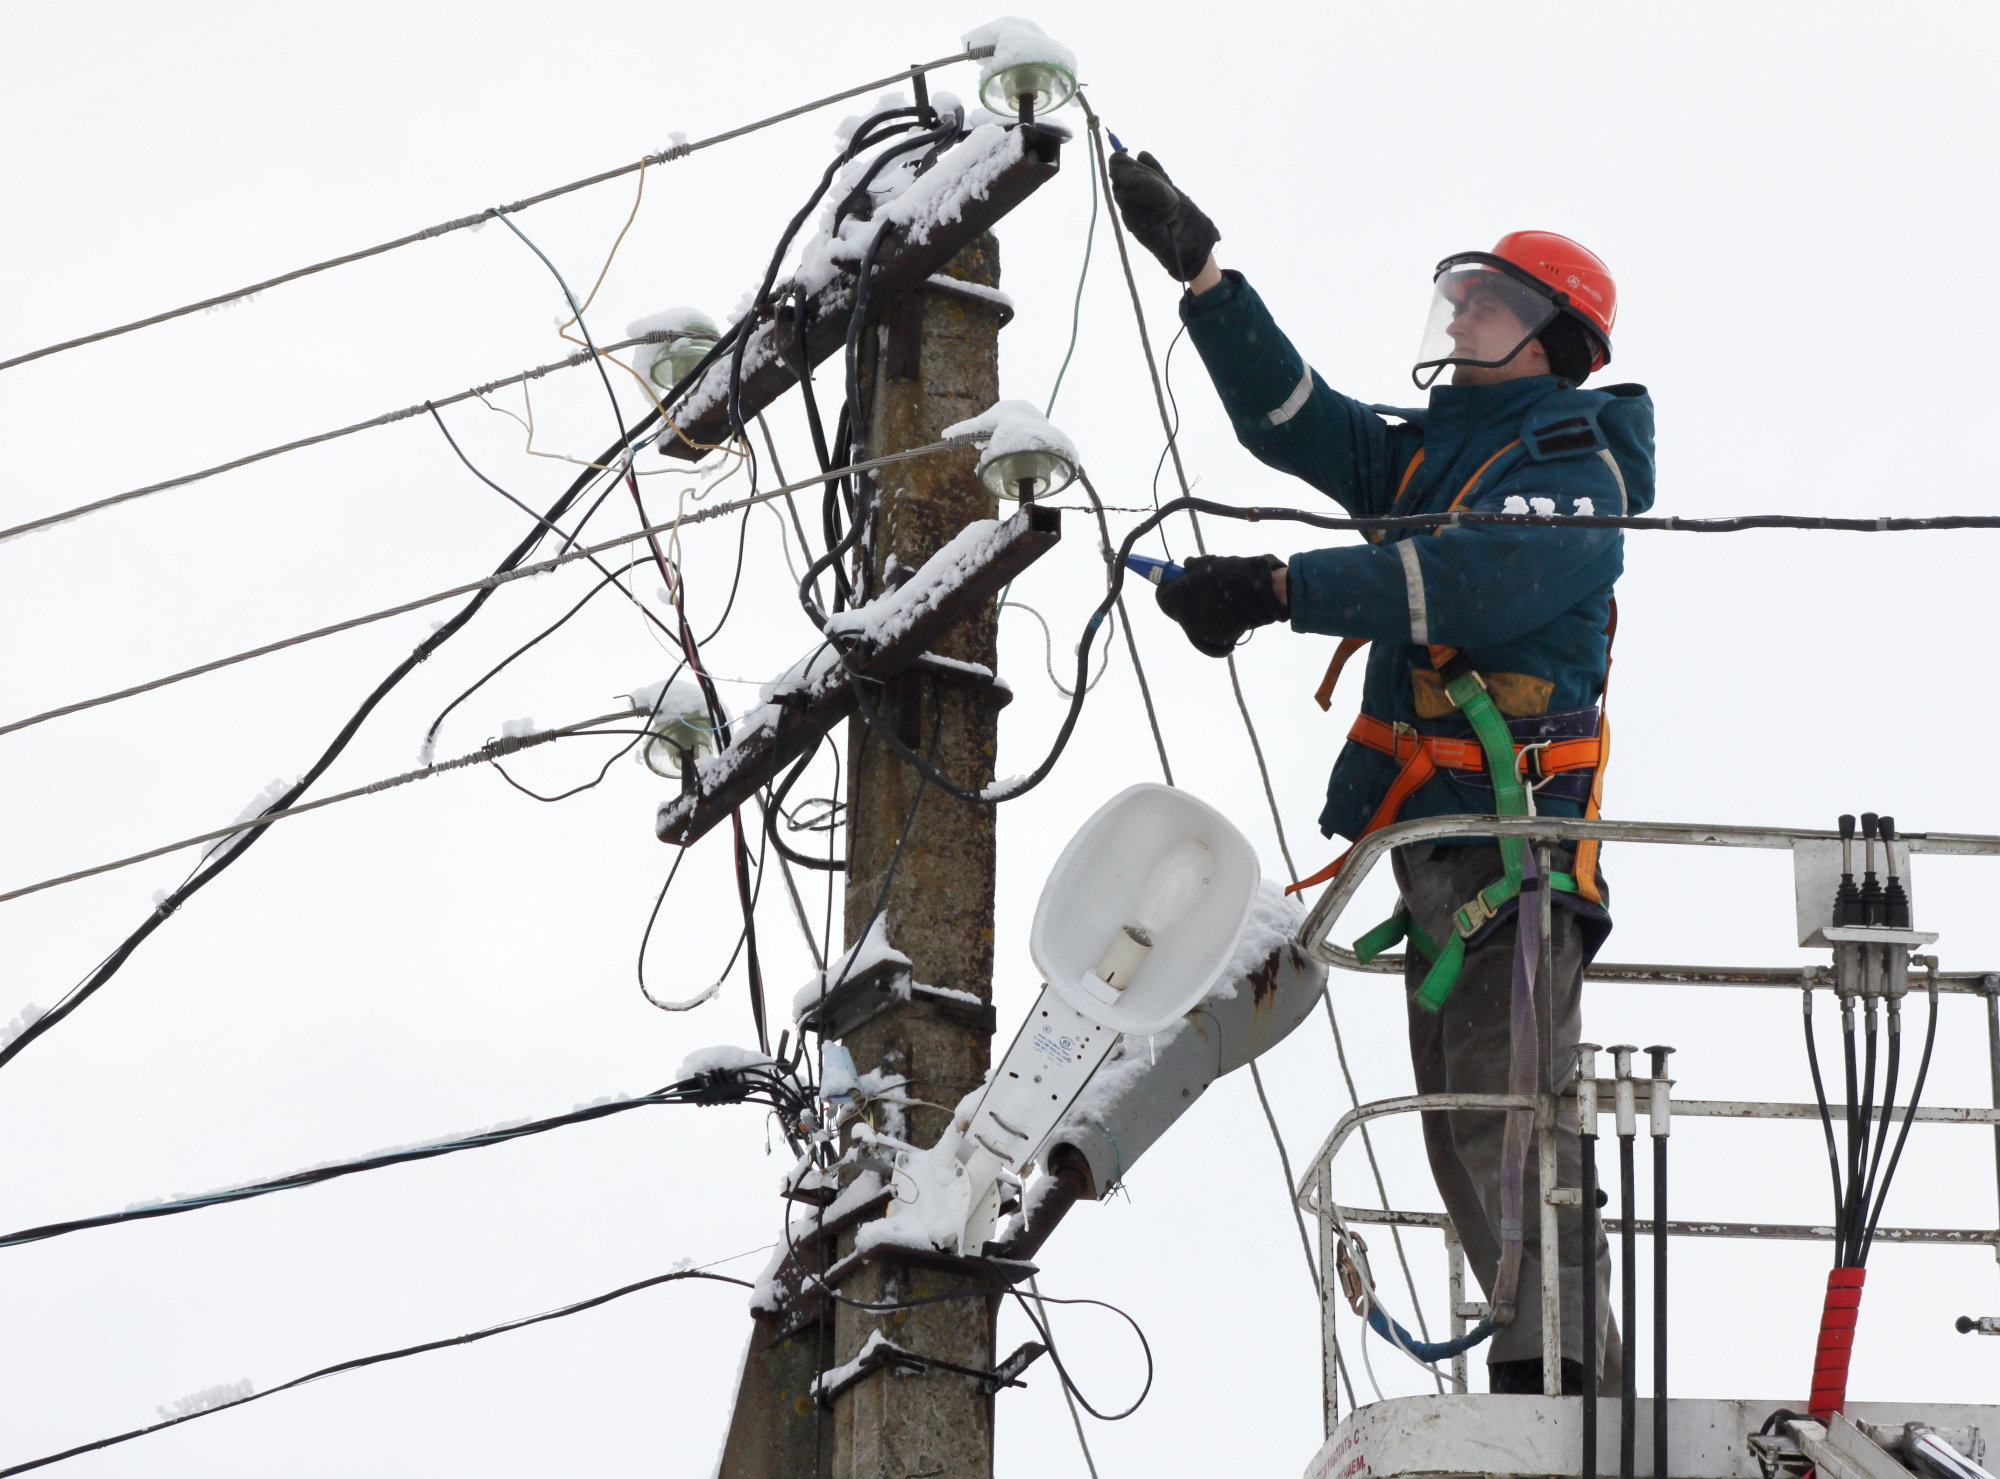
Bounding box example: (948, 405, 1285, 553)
(1030, 783, 1260, 1035)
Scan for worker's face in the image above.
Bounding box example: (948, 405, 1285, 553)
(1413, 260, 1557, 390)
(1446, 287, 1547, 385)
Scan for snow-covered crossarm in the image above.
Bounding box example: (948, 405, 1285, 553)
(658, 120, 1062, 461)
(656, 503, 1059, 847)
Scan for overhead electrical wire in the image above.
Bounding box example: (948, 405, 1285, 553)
(0, 48, 993, 376)
(0, 706, 649, 905)
(0, 333, 671, 544)
(0, 438, 970, 742)
(1082, 97, 1429, 1381)
(0, 1069, 808, 1250)
(0, 1269, 757, 1477)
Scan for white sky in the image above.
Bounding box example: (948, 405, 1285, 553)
(7, 3, 2000, 1475)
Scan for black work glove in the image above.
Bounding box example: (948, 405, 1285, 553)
(1156, 554, 1287, 658)
(1109, 150, 1221, 284)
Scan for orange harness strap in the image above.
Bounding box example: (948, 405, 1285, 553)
(1314, 638, 1370, 711)
(1290, 440, 1623, 900)
(1308, 442, 1521, 711)
(1345, 714, 1602, 778)
(1572, 599, 1618, 905)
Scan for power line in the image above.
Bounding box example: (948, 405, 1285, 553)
(0, 1069, 805, 1250)
(0, 438, 968, 741)
(1081, 95, 1406, 1400)
(0, 335, 669, 544)
(0, 50, 989, 376)
(0, 706, 645, 905)
(0, 1268, 755, 1477)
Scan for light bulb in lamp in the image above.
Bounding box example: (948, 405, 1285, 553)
(1090, 837, 1212, 991)
(976, 446, 1076, 502)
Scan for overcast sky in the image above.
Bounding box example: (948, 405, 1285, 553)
(8, 3, 2000, 1475)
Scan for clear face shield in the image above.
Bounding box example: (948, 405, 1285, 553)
(1412, 254, 1562, 390)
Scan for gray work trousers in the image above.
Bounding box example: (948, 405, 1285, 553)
(1394, 842, 1621, 1381)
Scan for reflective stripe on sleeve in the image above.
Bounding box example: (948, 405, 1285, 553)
(1398, 540, 1430, 644)
(1266, 365, 1315, 427)
(1596, 448, 1630, 514)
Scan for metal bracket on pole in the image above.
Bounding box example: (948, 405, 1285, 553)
(655, 502, 1060, 848)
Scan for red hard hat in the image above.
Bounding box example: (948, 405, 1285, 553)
(1489, 230, 1616, 369)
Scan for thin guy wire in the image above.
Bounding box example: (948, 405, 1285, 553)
(0, 50, 990, 375)
(1076, 470, 1171, 783)
(0, 707, 641, 904)
(1, 334, 664, 544)
(1028, 1273, 1100, 1479)
(0, 438, 969, 740)
(1084, 94, 1429, 1378)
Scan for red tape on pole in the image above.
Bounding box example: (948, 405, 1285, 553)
(1808, 1267, 1867, 1420)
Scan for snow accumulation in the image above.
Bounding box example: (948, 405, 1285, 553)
(499, 717, 538, 740)
(759, 646, 842, 706)
(0, 1002, 44, 1052)
(625, 307, 714, 341)
(942, 398, 1079, 470)
(1208, 882, 1307, 1003)
(675, 1044, 773, 1080)
(630, 677, 712, 724)
(158, 1379, 254, 1421)
(963, 16, 1079, 81)
(823, 517, 1016, 645)
(1574, 497, 1595, 516)
(749, 1169, 886, 1313)
(1502, 496, 1528, 514)
(792, 916, 910, 1022)
(670, 116, 1028, 430)
(1528, 496, 1557, 516)
(1055, 883, 1304, 1132)
(199, 775, 299, 866)
(810, 1330, 907, 1397)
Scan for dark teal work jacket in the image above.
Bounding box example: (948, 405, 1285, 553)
(1181, 271, 1657, 842)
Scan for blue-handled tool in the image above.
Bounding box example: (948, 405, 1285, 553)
(1108, 131, 1129, 154)
(1124, 554, 1184, 585)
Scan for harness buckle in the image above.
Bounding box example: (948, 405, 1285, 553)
(1454, 894, 1496, 937)
(1514, 740, 1554, 818)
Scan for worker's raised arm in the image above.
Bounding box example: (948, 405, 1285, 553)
(1108, 149, 1412, 515)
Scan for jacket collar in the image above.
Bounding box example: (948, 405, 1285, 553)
(1424, 375, 1563, 441)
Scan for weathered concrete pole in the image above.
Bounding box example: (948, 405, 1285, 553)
(829, 232, 1007, 1479)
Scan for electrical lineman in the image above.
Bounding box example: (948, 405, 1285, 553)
(1111, 147, 1655, 1395)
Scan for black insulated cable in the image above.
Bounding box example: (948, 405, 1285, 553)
(0, 1270, 756, 1476)
(1578, 1048, 1601, 1479)
(1864, 967, 1942, 1260)
(1648, 1044, 1674, 1479)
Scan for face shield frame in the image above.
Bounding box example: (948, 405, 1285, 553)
(1412, 251, 1571, 391)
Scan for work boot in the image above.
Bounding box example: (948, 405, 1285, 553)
(1488, 1358, 1586, 1395)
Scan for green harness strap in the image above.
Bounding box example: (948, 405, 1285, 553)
(1351, 664, 1578, 1014)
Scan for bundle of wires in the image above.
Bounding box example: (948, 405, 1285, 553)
(1800, 934, 1940, 1418)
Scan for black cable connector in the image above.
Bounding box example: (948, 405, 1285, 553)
(1860, 812, 1886, 926)
(1835, 813, 1861, 925)
(1881, 816, 1911, 928)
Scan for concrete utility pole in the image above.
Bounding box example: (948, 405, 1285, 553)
(828, 232, 1007, 1479)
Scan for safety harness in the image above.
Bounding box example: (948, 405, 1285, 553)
(1286, 444, 1616, 1013)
